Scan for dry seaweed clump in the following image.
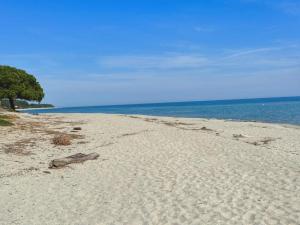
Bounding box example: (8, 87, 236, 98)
(0, 114, 19, 120)
(4, 138, 37, 155)
(52, 134, 71, 146)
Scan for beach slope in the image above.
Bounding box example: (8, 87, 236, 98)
(0, 113, 299, 225)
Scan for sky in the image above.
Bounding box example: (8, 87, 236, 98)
(0, 0, 299, 107)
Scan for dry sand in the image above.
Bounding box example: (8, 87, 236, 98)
(0, 113, 299, 225)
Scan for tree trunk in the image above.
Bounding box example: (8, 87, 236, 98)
(8, 98, 16, 111)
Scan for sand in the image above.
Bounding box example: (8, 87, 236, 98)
(0, 113, 299, 225)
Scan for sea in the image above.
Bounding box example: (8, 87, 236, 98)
(23, 96, 300, 125)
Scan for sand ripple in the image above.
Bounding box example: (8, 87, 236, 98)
(0, 114, 299, 224)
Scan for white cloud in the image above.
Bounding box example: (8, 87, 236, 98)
(99, 54, 209, 69)
(97, 44, 300, 73)
(223, 47, 282, 59)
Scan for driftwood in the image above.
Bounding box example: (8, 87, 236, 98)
(49, 153, 99, 169)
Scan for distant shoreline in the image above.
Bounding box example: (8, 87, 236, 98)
(17, 107, 55, 111)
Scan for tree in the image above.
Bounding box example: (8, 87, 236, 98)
(0, 65, 44, 111)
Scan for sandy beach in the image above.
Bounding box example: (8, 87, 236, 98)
(1, 112, 299, 225)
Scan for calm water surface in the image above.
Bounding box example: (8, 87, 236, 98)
(24, 97, 300, 125)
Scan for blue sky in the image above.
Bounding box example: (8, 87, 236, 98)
(0, 0, 299, 107)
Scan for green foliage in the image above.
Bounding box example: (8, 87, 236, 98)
(0, 65, 44, 110)
(0, 118, 13, 126)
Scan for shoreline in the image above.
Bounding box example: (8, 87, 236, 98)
(23, 111, 300, 128)
(17, 107, 56, 111)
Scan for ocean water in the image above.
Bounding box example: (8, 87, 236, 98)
(24, 97, 300, 125)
